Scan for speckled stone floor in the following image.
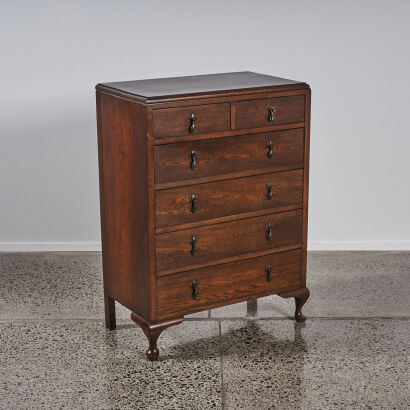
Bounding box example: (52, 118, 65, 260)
(0, 252, 409, 409)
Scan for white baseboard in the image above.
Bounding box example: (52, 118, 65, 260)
(308, 241, 410, 251)
(0, 242, 102, 252)
(0, 241, 409, 252)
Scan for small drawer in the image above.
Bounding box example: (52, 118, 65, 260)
(235, 95, 305, 130)
(155, 169, 303, 231)
(156, 249, 303, 319)
(155, 209, 302, 276)
(152, 103, 230, 139)
(154, 129, 304, 186)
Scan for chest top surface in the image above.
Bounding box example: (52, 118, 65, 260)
(96, 71, 307, 101)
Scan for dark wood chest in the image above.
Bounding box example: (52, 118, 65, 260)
(96, 72, 311, 360)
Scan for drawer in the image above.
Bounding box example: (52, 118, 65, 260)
(154, 129, 304, 186)
(155, 169, 303, 231)
(235, 95, 305, 130)
(156, 209, 302, 275)
(156, 249, 303, 319)
(152, 103, 230, 139)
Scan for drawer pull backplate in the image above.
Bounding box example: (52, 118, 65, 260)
(268, 105, 275, 122)
(190, 150, 198, 170)
(265, 264, 273, 282)
(189, 113, 198, 134)
(190, 194, 198, 214)
(191, 280, 199, 299)
(266, 183, 274, 200)
(266, 223, 273, 241)
(190, 236, 198, 255)
(267, 140, 274, 158)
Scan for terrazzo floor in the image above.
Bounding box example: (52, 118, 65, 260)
(0, 251, 409, 409)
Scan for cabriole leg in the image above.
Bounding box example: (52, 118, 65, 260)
(279, 287, 310, 322)
(131, 312, 183, 361)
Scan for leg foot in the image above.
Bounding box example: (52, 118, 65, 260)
(246, 299, 258, 317)
(104, 295, 116, 330)
(131, 312, 183, 361)
(279, 287, 310, 322)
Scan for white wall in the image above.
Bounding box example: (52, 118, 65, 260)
(1, 0, 410, 251)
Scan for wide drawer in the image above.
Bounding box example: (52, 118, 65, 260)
(235, 95, 305, 130)
(156, 209, 302, 275)
(154, 129, 304, 186)
(152, 103, 230, 139)
(156, 249, 303, 319)
(155, 169, 303, 231)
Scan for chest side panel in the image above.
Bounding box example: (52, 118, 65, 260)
(97, 92, 151, 318)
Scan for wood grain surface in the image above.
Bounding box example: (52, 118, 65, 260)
(154, 129, 304, 186)
(235, 95, 305, 129)
(153, 103, 230, 138)
(156, 210, 303, 275)
(155, 170, 303, 231)
(156, 249, 303, 319)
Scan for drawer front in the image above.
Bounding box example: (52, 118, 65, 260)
(154, 129, 304, 186)
(152, 103, 230, 139)
(156, 209, 302, 275)
(156, 249, 303, 319)
(155, 170, 303, 231)
(235, 95, 305, 130)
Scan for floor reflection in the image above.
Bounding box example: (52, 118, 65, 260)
(101, 318, 308, 408)
(102, 322, 221, 409)
(220, 320, 308, 409)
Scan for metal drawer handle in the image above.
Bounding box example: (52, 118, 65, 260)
(190, 236, 198, 255)
(265, 265, 273, 282)
(189, 113, 198, 134)
(266, 183, 274, 200)
(268, 105, 275, 122)
(266, 223, 273, 241)
(267, 140, 274, 159)
(190, 150, 198, 170)
(191, 280, 199, 299)
(190, 194, 198, 214)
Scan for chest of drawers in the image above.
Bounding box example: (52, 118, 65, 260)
(96, 72, 311, 361)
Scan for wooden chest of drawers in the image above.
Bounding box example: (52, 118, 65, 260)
(96, 72, 311, 361)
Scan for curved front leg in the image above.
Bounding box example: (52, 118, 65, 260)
(278, 287, 310, 322)
(131, 312, 183, 361)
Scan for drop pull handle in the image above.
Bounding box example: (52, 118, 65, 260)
(267, 140, 274, 159)
(268, 105, 275, 122)
(190, 150, 198, 170)
(191, 280, 199, 299)
(266, 223, 273, 241)
(190, 236, 198, 255)
(189, 113, 198, 134)
(266, 183, 274, 200)
(265, 265, 273, 282)
(190, 194, 198, 214)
